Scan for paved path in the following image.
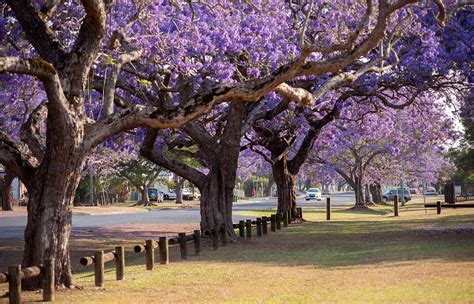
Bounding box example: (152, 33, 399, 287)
(0, 193, 357, 240)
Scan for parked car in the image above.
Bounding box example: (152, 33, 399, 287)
(305, 188, 322, 201)
(148, 188, 163, 203)
(382, 188, 411, 202)
(424, 187, 438, 195)
(163, 190, 177, 200)
(182, 189, 195, 200)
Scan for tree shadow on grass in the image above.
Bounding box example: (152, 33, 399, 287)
(191, 214, 474, 269)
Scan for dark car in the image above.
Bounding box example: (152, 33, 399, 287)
(148, 188, 163, 203)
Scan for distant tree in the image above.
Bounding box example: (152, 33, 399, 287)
(118, 158, 162, 206)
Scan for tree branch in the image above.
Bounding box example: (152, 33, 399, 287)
(20, 103, 47, 162)
(0, 131, 37, 187)
(5, 0, 66, 65)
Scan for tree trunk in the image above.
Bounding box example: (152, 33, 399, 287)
(199, 164, 236, 238)
(175, 176, 183, 204)
(353, 177, 366, 207)
(23, 159, 83, 289)
(0, 170, 14, 211)
(272, 156, 297, 215)
(141, 186, 150, 205)
(364, 184, 373, 205)
(370, 182, 382, 204)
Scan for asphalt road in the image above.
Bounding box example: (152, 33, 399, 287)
(0, 193, 358, 240)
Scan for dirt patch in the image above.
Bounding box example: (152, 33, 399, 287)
(71, 223, 200, 239)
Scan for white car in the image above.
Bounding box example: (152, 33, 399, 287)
(424, 187, 438, 195)
(163, 191, 177, 200)
(305, 188, 322, 201)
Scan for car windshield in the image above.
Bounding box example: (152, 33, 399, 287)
(308, 188, 320, 192)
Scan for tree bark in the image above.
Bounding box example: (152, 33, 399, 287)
(23, 157, 83, 289)
(0, 170, 14, 211)
(175, 175, 183, 204)
(199, 163, 236, 237)
(370, 182, 382, 204)
(141, 185, 150, 205)
(353, 177, 366, 207)
(272, 156, 297, 215)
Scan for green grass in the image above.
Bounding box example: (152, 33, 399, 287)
(1, 205, 473, 303)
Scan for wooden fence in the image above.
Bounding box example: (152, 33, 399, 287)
(79, 208, 304, 289)
(0, 258, 54, 304)
(0, 207, 304, 303)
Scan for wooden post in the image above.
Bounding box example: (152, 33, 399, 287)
(256, 218, 262, 237)
(43, 258, 55, 302)
(246, 219, 252, 238)
(193, 230, 201, 255)
(262, 216, 268, 235)
(326, 197, 331, 220)
(437, 201, 441, 215)
(115, 246, 125, 281)
(212, 228, 219, 250)
(220, 223, 228, 246)
(238, 220, 245, 238)
(146, 240, 155, 270)
(94, 251, 104, 287)
(297, 207, 303, 219)
(8, 265, 21, 304)
(271, 214, 276, 232)
(159, 236, 169, 264)
(179, 233, 188, 259)
(394, 195, 399, 217)
(283, 211, 289, 227)
(276, 213, 282, 230)
(287, 210, 292, 224)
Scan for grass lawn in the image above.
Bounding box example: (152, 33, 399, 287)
(1, 201, 473, 303)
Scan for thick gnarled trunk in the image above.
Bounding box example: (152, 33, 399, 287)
(272, 156, 297, 215)
(23, 159, 83, 288)
(199, 165, 235, 237)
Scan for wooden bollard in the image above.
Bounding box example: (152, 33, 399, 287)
(283, 211, 289, 227)
(146, 240, 155, 270)
(297, 207, 303, 219)
(94, 250, 104, 287)
(262, 216, 268, 235)
(238, 220, 245, 238)
(115, 246, 125, 280)
(246, 219, 252, 238)
(437, 201, 441, 214)
(8, 265, 21, 304)
(326, 197, 331, 221)
(394, 195, 399, 217)
(288, 210, 292, 223)
(276, 213, 282, 230)
(159, 236, 169, 264)
(193, 230, 201, 255)
(256, 218, 262, 237)
(212, 228, 219, 250)
(220, 223, 228, 246)
(43, 258, 55, 302)
(179, 233, 188, 259)
(271, 214, 277, 232)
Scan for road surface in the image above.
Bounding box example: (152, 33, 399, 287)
(0, 193, 358, 240)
